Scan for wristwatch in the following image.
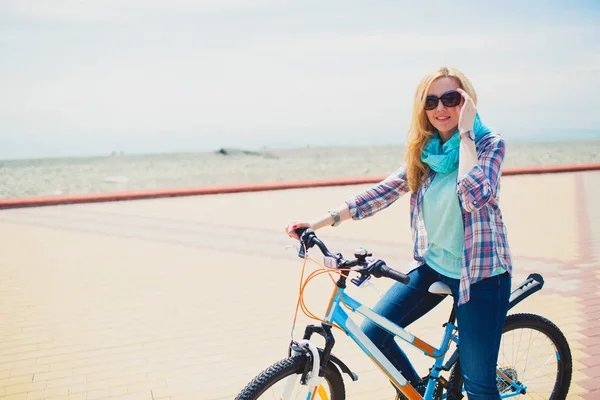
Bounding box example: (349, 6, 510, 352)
(459, 130, 475, 141)
(328, 210, 341, 227)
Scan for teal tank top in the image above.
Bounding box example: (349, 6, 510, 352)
(423, 169, 464, 279)
(423, 169, 506, 279)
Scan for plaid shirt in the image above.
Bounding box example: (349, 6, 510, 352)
(346, 132, 512, 305)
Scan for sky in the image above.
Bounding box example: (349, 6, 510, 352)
(1, 0, 600, 160)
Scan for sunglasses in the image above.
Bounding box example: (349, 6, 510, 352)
(424, 90, 462, 111)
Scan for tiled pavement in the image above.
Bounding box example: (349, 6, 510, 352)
(0, 171, 598, 399)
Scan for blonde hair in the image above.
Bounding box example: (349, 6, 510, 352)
(406, 67, 478, 193)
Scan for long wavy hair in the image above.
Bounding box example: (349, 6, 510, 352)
(406, 67, 478, 193)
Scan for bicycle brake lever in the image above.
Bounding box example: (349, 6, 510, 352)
(296, 228, 314, 258)
(297, 244, 307, 259)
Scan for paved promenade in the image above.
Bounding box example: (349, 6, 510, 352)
(0, 170, 598, 399)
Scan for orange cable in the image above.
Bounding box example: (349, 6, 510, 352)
(290, 243, 310, 338)
(291, 254, 352, 332)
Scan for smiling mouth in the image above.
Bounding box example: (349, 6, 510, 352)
(436, 116, 451, 121)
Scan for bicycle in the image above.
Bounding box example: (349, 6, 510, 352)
(235, 229, 572, 399)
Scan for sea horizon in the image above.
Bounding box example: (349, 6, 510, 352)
(3, 133, 600, 163)
(1, 137, 599, 199)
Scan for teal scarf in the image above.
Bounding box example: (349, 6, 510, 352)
(421, 113, 492, 174)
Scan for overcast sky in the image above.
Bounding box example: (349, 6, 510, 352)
(1, 0, 599, 159)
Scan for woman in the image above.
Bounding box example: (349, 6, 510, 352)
(285, 66, 512, 399)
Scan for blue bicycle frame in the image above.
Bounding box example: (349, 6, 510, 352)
(321, 285, 456, 400)
(318, 284, 527, 399)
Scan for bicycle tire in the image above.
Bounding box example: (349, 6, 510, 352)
(235, 355, 346, 400)
(448, 313, 572, 399)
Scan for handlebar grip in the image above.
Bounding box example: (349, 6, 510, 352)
(295, 227, 308, 238)
(381, 264, 410, 284)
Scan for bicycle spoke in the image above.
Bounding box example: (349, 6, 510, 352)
(523, 353, 556, 384)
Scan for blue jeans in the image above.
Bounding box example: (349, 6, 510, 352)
(361, 264, 511, 400)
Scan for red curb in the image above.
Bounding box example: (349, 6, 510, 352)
(502, 163, 600, 176)
(1, 163, 599, 209)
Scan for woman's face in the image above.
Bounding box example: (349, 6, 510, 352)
(425, 77, 463, 140)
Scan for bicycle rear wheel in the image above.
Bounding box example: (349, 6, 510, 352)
(449, 313, 572, 399)
(235, 355, 345, 400)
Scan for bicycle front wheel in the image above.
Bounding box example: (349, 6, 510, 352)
(235, 355, 345, 400)
(449, 313, 572, 399)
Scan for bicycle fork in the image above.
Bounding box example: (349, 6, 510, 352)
(285, 339, 322, 400)
(286, 324, 358, 399)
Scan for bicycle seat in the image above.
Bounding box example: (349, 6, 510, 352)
(429, 281, 452, 295)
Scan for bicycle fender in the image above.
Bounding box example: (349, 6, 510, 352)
(290, 341, 359, 383)
(318, 349, 359, 382)
(508, 273, 544, 310)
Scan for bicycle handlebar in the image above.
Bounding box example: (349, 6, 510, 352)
(295, 228, 334, 259)
(376, 262, 411, 284)
(295, 228, 410, 285)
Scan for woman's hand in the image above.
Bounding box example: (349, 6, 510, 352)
(285, 221, 313, 240)
(457, 88, 476, 133)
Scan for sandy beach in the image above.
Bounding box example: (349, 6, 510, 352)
(1, 140, 599, 199)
